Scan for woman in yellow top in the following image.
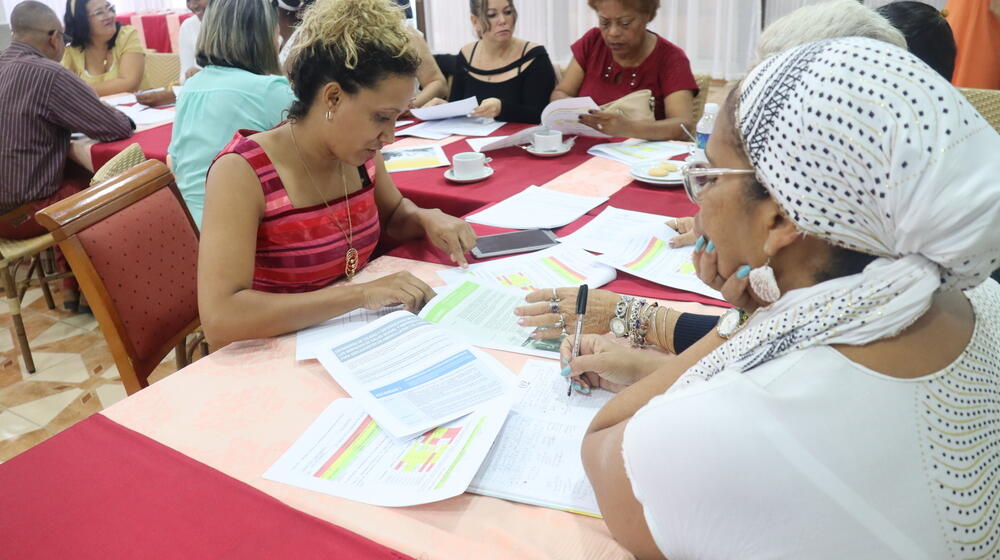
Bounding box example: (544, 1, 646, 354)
(62, 0, 146, 95)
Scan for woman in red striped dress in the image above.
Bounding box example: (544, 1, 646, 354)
(197, 0, 476, 348)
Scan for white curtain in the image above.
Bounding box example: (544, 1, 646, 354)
(425, 0, 760, 80)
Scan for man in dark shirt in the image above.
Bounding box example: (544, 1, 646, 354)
(0, 0, 133, 238)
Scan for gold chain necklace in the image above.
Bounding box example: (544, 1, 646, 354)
(289, 123, 359, 280)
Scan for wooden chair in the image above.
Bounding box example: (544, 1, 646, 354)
(35, 160, 202, 395)
(960, 88, 1000, 133)
(692, 74, 713, 123)
(0, 206, 67, 372)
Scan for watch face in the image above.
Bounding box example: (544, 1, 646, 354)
(718, 309, 742, 338)
(610, 317, 627, 337)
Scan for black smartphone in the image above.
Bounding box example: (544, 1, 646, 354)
(470, 229, 560, 259)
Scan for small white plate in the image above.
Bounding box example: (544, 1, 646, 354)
(444, 166, 494, 184)
(523, 141, 574, 158)
(629, 160, 686, 186)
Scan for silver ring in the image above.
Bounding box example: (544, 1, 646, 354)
(552, 313, 565, 329)
(549, 301, 560, 313)
(597, 123, 604, 131)
(550, 288, 561, 301)
(561, 326, 568, 337)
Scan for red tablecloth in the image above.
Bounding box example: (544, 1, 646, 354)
(92, 123, 173, 170)
(392, 123, 614, 217)
(387, 207, 727, 307)
(0, 414, 413, 560)
(117, 11, 193, 53)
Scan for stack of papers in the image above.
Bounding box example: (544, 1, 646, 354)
(465, 186, 607, 229)
(116, 104, 175, 126)
(478, 97, 610, 152)
(587, 139, 692, 165)
(438, 244, 617, 291)
(295, 306, 399, 360)
(398, 117, 505, 139)
(560, 207, 723, 300)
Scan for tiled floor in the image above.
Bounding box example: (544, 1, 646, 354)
(0, 282, 179, 462)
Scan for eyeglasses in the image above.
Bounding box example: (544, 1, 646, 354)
(682, 161, 757, 203)
(87, 3, 116, 17)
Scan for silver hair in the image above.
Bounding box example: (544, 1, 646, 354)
(754, 0, 906, 66)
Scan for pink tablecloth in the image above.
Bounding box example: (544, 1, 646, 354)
(0, 414, 414, 560)
(117, 11, 193, 53)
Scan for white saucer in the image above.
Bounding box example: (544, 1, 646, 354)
(629, 160, 686, 187)
(444, 166, 494, 184)
(524, 142, 573, 158)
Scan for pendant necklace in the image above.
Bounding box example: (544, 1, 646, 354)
(289, 123, 359, 280)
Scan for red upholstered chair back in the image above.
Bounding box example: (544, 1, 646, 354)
(36, 160, 200, 395)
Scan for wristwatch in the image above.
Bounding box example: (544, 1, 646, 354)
(610, 296, 632, 337)
(716, 308, 749, 339)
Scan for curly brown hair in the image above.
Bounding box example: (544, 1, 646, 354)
(286, 0, 420, 119)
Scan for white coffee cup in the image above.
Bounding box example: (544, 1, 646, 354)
(452, 152, 491, 179)
(532, 129, 563, 152)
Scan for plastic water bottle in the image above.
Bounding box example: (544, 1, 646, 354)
(696, 103, 720, 150)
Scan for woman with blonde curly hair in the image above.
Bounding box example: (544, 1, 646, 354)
(197, 0, 476, 348)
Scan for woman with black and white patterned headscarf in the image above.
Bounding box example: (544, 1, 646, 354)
(578, 36, 1000, 559)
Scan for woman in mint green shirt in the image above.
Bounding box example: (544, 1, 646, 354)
(168, 0, 295, 228)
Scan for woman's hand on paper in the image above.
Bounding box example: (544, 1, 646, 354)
(423, 97, 448, 108)
(559, 334, 664, 393)
(578, 109, 632, 137)
(514, 287, 618, 339)
(470, 98, 502, 119)
(421, 210, 477, 268)
(691, 236, 762, 313)
(666, 217, 698, 248)
(360, 271, 436, 313)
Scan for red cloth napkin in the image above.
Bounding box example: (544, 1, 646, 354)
(92, 123, 173, 170)
(392, 123, 613, 217)
(0, 414, 414, 560)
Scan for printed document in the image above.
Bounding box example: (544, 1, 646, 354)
(598, 232, 724, 300)
(264, 397, 509, 507)
(296, 306, 400, 361)
(587, 139, 692, 165)
(400, 117, 504, 138)
(437, 245, 617, 292)
(467, 136, 506, 152)
(117, 105, 175, 126)
(468, 360, 611, 517)
(410, 96, 478, 120)
(381, 145, 450, 173)
(559, 206, 678, 254)
(465, 186, 608, 229)
(315, 310, 515, 439)
(479, 97, 611, 151)
(419, 281, 560, 358)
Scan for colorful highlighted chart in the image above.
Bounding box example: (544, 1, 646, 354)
(396, 426, 464, 473)
(265, 398, 510, 507)
(623, 238, 668, 272)
(437, 245, 618, 292)
(541, 256, 586, 284)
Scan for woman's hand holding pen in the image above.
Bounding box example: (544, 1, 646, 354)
(514, 287, 618, 339)
(559, 334, 666, 394)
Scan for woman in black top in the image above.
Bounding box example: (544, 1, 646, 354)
(426, 0, 556, 123)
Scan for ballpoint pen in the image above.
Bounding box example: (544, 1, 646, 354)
(569, 284, 588, 396)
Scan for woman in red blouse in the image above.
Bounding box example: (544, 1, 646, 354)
(553, 0, 698, 140)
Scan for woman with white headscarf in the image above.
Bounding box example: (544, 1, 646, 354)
(571, 36, 1000, 559)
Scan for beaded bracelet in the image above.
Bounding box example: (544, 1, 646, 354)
(630, 301, 659, 348)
